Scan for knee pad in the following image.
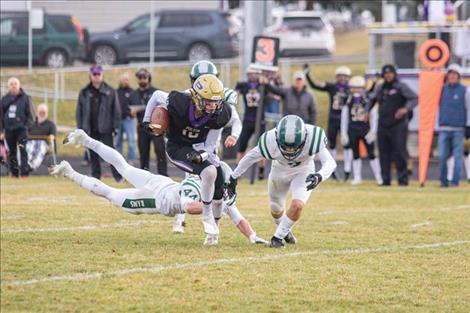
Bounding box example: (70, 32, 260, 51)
(270, 200, 284, 215)
(200, 165, 217, 182)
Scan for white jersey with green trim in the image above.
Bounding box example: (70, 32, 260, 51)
(224, 87, 238, 105)
(258, 124, 327, 169)
(231, 124, 336, 180)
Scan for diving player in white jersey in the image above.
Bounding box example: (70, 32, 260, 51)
(142, 60, 242, 234)
(225, 115, 337, 248)
(50, 129, 267, 245)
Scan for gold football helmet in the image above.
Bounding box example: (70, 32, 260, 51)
(191, 74, 224, 115)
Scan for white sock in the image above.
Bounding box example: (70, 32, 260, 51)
(352, 159, 362, 181)
(447, 157, 454, 182)
(66, 169, 112, 198)
(200, 166, 217, 221)
(213, 199, 223, 225)
(274, 215, 295, 239)
(249, 232, 257, 243)
(175, 213, 185, 224)
(369, 158, 383, 184)
(344, 148, 353, 173)
(465, 155, 470, 180)
(272, 213, 283, 225)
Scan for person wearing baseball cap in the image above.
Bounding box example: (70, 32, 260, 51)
(368, 64, 418, 186)
(129, 68, 167, 176)
(76, 64, 122, 181)
(438, 63, 470, 187)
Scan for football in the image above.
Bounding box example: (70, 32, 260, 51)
(150, 106, 170, 136)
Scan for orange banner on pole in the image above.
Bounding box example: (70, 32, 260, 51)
(418, 70, 445, 186)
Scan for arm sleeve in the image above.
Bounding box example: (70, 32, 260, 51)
(466, 87, 470, 127)
(316, 147, 337, 180)
(231, 146, 265, 179)
(369, 105, 378, 133)
(229, 105, 242, 138)
(367, 83, 381, 111)
(340, 105, 349, 138)
(143, 90, 169, 123)
(264, 83, 286, 97)
(305, 72, 328, 91)
(401, 83, 418, 111)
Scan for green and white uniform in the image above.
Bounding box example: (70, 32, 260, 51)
(231, 123, 336, 209)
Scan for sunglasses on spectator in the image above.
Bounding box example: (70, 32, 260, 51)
(92, 72, 102, 77)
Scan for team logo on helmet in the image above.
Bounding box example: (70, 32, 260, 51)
(191, 74, 224, 116)
(275, 115, 307, 161)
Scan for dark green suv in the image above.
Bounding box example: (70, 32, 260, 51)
(0, 12, 86, 68)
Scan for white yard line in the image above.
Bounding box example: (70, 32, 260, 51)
(1, 219, 167, 234)
(411, 221, 432, 228)
(2, 240, 468, 287)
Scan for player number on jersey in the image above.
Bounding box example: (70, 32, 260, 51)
(183, 189, 198, 200)
(351, 105, 366, 122)
(182, 127, 200, 139)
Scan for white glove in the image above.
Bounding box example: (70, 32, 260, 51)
(249, 233, 269, 244)
(341, 133, 349, 146)
(365, 131, 376, 144)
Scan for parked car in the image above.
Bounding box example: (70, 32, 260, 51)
(0, 12, 86, 67)
(88, 10, 239, 65)
(265, 11, 335, 57)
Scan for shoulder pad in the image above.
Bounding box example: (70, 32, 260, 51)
(224, 88, 238, 105)
(258, 129, 277, 160)
(307, 126, 327, 155)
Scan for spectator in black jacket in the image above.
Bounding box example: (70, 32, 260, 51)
(130, 68, 167, 176)
(76, 65, 121, 181)
(115, 74, 136, 164)
(0, 77, 35, 177)
(369, 64, 418, 186)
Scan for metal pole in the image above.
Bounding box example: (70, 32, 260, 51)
(368, 33, 376, 70)
(149, 1, 155, 66)
(60, 71, 65, 101)
(27, 1, 32, 73)
(53, 72, 58, 125)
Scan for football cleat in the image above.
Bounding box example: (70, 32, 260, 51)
(63, 129, 87, 147)
(172, 221, 186, 234)
(203, 234, 219, 246)
(49, 160, 73, 177)
(284, 231, 297, 244)
(270, 236, 285, 249)
(343, 172, 350, 182)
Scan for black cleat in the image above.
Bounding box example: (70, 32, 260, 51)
(343, 172, 350, 182)
(284, 231, 297, 244)
(270, 236, 285, 249)
(331, 172, 339, 181)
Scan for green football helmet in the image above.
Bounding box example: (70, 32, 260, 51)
(275, 115, 307, 161)
(190, 60, 219, 84)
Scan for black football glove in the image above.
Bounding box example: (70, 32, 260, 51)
(186, 151, 208, 164)
(305, 173, 322, 191)
(303, 63, 310, 75)
(466, 126, 470, 139)
(224, 175, 238, 198)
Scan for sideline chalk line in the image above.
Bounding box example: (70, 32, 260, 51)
(2, 240, 468, 287)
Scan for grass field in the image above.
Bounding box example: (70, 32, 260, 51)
(1, 176, 469, 312)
